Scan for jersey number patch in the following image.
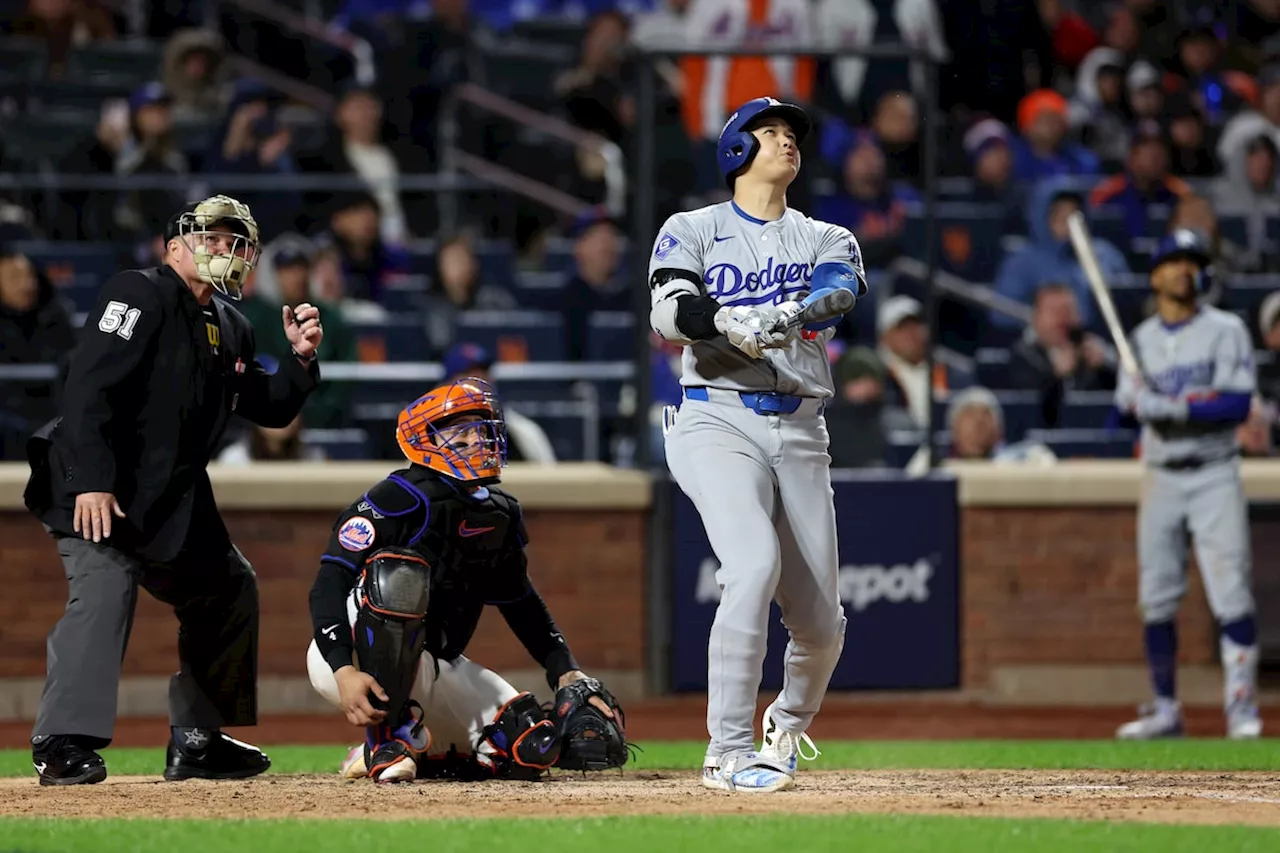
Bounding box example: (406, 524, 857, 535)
(98, 300, 143, 341)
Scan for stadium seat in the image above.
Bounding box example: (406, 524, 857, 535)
(974, 348, 1012, 389)
(903, 203, 1007, 283)
(12, 241, 126, 288)
(455, 310, 566, 361)
(1024, 428, 1136, 459)
(587, 312, 634, 361)
(304, 428, 371, 460)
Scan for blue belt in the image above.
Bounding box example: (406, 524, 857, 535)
(684, 386, 804, 415)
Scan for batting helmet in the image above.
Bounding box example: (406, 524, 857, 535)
(1152, 228, 1213, 293)
(717, 97, 812, 189)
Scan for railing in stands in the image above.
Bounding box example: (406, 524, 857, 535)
(208, 0, 377, 86)
(890, 256, 1034, 326)
(438, 82, 626, 230)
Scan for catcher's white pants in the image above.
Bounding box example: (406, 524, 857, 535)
(305, 592, 520, 760)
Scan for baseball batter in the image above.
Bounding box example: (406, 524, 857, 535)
(649, 97, 865, 793)
(1114, 229, 1261, 740)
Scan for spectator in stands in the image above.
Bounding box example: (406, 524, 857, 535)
(319, 191, 411, 306)
(824, 346, 891, 469)
(963, 117, 1022, 233)
(813, 130, 918, 270)
(872, 91, 922, 183)
(203, 80, 300, 238)
(1068, 48, 1131, 171)
(6, 0, 116, 79)
(1218, 64, 1280, 177)
(1088, 123, 1192, 242)
(945, 386, 1056, 464)
(53, 98, 128, 240)
(563, 208, 627, 361)
(440, 341, 557, 464)
(113, 83, 189, 240)
(1012, 89, 1100, 182)
(1255, 291, 1280, 391)
(1164, 91, 1220, 178)
(1127, 60, 1165, 123)
(1167, 24, 1253, 128)
(239, 235, 356, 428)
(1236, 396, 1274, 458)
(877, 295, 971, 430)
(1212, 133, 1280, 272)
(422, 231, 516, 356)
(160, 27, 229, 125)
(1009, 283, 1116, 428)
(993, 178, 1129, 329)
(296, 85, 409, 243)
(216, 414, 326, 465)
(0, 247, 75, 460)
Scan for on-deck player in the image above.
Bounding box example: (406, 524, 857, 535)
(1114, 229, 1262, 740)
(648, 97, 865, 793)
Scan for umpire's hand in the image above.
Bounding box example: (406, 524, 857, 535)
(74, 492, 125, 543)
(284, 303, 324, 363)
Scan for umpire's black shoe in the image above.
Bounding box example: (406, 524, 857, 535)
(163, 730, 270, 781)
(32, 737, 108, 786)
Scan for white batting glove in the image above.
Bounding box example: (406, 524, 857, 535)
(714, 305, 766, 359)
(758, 301, 803, 349)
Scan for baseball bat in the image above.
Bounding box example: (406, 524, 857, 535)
(772, 286, 856, 333)
(1066, 211, 1140, 377)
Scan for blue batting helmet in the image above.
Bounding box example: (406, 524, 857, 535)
(1152, 228, 1214, 292)
(716, 97, 812, 189)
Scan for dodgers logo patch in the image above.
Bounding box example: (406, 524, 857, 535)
(337, 516, 376, 551)
(654, 233, 680, 260)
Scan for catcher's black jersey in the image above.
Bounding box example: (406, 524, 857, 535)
(309, 464, 577, 686)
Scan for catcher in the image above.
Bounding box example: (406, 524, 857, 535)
(305, 378, 628, 781)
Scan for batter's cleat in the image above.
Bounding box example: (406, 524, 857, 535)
(759, 702, 821, 774)
(163, 731, 271, 781)
(340, 744, 368, 779)
(701, 752, 795, 794)
(1227, 703, 1263, 740)
(32, 737, 108, 787)
(1116, 701, 1184, 740)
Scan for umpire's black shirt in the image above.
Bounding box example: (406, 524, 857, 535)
(24, 264, 319, 562)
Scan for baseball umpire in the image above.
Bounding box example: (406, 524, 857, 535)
(304, 377, 628, 782)
(23, 194, 323, 785)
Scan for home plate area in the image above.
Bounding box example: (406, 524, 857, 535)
(3, 770, 1280, 826)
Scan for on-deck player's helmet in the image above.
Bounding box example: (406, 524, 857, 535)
(165, 194, 261, 300)
(717, 97, 812, 189)
(396, 378, 508, 483)
(1151, 228, 1213, 293)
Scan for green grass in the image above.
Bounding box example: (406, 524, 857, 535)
(5, 739, 1280, 777)
(1, 814, 1278, 853)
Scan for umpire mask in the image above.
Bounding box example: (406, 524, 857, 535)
(169, 195, 261, 300)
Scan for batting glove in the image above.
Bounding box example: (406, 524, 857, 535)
(757, 301, 803, 349)
(1133, 388, 1188, 423)
(714, 305, 766, 359)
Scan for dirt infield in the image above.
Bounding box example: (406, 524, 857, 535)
(2, 770, 1279, 826)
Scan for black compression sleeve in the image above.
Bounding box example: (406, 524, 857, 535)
(675, 294, 722, 341)
(498, 586, 579, 690)
(310, 560, 357, 672)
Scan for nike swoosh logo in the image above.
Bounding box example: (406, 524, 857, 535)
(34, 762, 46, 774)
(713, 235, 734, 243)
(321, 623, 340, 635)
(458, 521, 497, 538)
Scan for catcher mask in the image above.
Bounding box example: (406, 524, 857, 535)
(396, 378, 508, 483)
(167, 194, 261, 300)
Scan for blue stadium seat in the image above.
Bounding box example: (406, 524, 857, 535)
(587, 312, 634, 361)
(304, 429, 370, 460)
(1060, 392, 1116, 429)
(1087, 210, 1129, 250)
(974, 348, 1012, 389)
(349, 317, 429, 362)
(1223, 274, 1280, 330)
(455, 310, 566, 361)
(903, 203, 1007, 283)
(12, 241, 125, 288)
(932, 390, 1041, 442)
(1025, 428, 1136, 459)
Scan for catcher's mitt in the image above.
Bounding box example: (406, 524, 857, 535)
(551, 677, 629, 771)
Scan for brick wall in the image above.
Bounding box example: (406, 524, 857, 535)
(0, 504, 1217, 693)
(0, 510, 647, 680)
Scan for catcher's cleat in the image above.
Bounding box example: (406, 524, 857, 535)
(340, 744, 367, 779)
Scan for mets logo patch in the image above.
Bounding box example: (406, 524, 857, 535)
(654, 232, 680, 260)
(337, 516, 376, 551)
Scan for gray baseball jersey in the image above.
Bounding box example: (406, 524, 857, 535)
(647, 201, 863, 400)
(1117, 307, 1256, 465)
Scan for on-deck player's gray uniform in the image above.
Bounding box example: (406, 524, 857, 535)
(649, 200, 860, 762)
(1118, 307, 1256, 627)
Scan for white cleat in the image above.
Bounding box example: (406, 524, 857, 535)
(340, 744, 367, 779)
(1116, 701, 1184, 740)
(759, 701, 821, 774)
(701, 752, 795, 794)
(1227, 703, 1263, 740)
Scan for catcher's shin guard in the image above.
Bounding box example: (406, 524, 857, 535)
(478, 692, 560, 775)
(353, 548, 432, 726)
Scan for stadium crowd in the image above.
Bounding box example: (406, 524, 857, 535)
(3, 0, 1280, 469)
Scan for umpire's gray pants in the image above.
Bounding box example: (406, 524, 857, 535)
(32, 535, 260, 747)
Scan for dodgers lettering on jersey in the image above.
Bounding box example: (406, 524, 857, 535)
(1117, 307, 1256, 465)
(648, 201, 863, 399)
